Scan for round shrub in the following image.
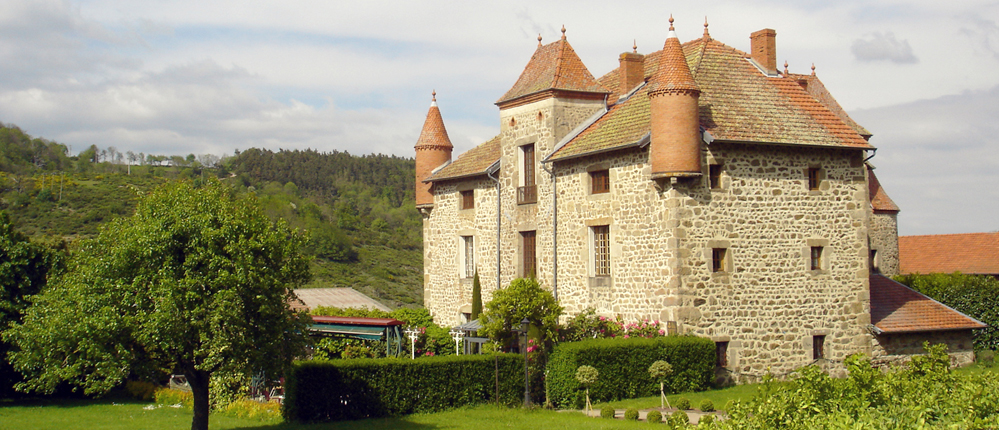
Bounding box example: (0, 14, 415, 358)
(675, 397, 691, 410)
(699, 399, 715, 412)
(601, 405, 616, 419)
(699, 414, 715, 425)
(625, 408, 639, 421)
(646, 410, 662, 423)
(649, 360, 674, 380)
(669, 410, 689, 427)
(576, 365, 599, 386)
(724, 399, 737, 412)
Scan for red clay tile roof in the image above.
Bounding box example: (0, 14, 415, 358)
(549, 35, 872, 161)
(496, 37, 609, 105)
(428, 134, 501, 181)
(647, 31, 699, 95)
(788, 73, 871, 138)
(869, 274, 987, 333)
(868, 168, 900, 213)
(414, 101, 453, 150)
(898, 232, 999, 275)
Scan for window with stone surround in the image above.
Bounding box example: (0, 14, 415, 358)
(590, 169, 609, 194)
(807, 167, 822, 191)
(812, 335, 826, 360)
(712, 248, 728, 273)
(460, 236, 475, 278)
(716, 341, 729, 367)
(591, 225, 610, 276)
(709, 163, 723, 189)
(518, 144, 537, 204)
(460, 190, 474, 210)
(810, 246, 823, 271)
(521, 230, 536, 278)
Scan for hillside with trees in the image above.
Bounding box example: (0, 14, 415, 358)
(0, 123, 424, 308)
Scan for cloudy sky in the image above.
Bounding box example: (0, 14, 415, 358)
(1, 0, 997, 236)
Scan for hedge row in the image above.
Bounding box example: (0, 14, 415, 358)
(894, 273, 999, 351)
(283, 353, 524, 422)
(547, 336, 715, 409)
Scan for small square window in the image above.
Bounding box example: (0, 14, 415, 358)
(709, 164, 723, 189)
(807, 167, 821, 191)
(810, 246, 823, 271)
(812, 335, 826, 360)
(712, 248, 727, 273)
(590, 170, 610, 194)
(716, 341, 729, 367)
(460, 190, 474, 210)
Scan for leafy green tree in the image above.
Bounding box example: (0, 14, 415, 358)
(471, 271, 482, 321)
(3, 180, 311, 430)
(0, 212, 63, 398)
(480, 278, 562, 349)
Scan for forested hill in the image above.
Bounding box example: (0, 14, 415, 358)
(0, 124, 425, 309)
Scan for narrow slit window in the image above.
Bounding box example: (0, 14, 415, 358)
(716, 341, 729, 367)
(521, 231, 536, 278)
(810, 246, 823, 271)
(709, 164, 722, 189)
(462, 236, 475, 278)
(813, 335, 826, 360)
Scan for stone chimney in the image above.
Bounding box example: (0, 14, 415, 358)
(619, 42, 645, 93)
(647, 17, 701, 179)
(750, 29, 777, 73)
(414, 91, 453, 208)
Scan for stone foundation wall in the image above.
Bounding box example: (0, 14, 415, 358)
(871, 330, 976, 368)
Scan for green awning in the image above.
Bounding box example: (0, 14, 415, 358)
(309, 324, 385, 341)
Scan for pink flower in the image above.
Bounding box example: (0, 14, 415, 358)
(624, 334, 630, 339)
(527, 346, 537, 353)
(599, 316, 606, 321)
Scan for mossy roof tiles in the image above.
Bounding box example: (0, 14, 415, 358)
(497, 38, 609, 105)
(427, 134, 501, 182)
(869, 274, 987, 333)
(550, 36, 872, 161)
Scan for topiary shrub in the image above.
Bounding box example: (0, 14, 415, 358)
(675, 397, 690, 410)
(699, 399, 715, 412)
(601, 405, 616, 419)
(724, 399, 736, 412)
(625, 408, 639, 421)
(699, 414, 715, 425)
(669, 409, 689, 427)
(646, 409, 663, 423)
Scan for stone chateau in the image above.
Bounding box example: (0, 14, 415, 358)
(414, 18, 985, 376)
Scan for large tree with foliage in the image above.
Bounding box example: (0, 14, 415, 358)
(480, 278, 562, 349)
(0, 211, 63, 398)
(3, 180, 312, 430)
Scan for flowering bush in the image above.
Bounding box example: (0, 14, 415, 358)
(558, 308, 623, 341)
(623, 319, 663, 338)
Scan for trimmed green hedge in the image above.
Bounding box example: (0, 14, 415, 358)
(284, 353, 524, 422)
(546, 336, 714, 409)
(894, 273, 999, 351)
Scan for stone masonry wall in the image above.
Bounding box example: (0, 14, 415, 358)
(871, 330, 976, 368)
(552, 141, 872, 376)
(869, 212, 899, 277)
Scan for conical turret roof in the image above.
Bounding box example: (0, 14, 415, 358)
(497, 29, 609, 105)
(648, 17, 699, 95)
(415, 92, 453, 150)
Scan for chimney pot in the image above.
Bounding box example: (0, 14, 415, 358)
(619, 51, 645, 93)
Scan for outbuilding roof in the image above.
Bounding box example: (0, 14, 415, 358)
(291, 288, 392, 313)
(869, 274, 987, 334)
(898, 232, 999, 275)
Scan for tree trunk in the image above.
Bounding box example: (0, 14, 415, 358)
(186, 368, 211, 430)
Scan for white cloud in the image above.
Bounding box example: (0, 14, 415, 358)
(851, 32, 918, 63)
(850, 85, 999, 235)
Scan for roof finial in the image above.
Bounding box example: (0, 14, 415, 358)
(633, 39, 638, 53)
(703, 17, 710, 38)
(811, 63, 816, 76)
(784, 61, 789, 75)
(432, 90, 436, 101)
(561, 25, 566, 40)
(669, 14, 675, 31)
(538, 33, 542, 47)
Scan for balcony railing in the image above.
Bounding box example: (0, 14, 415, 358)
(517, 185, 537, 205)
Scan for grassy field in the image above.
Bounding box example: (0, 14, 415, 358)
(3, 362, 993, 430)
